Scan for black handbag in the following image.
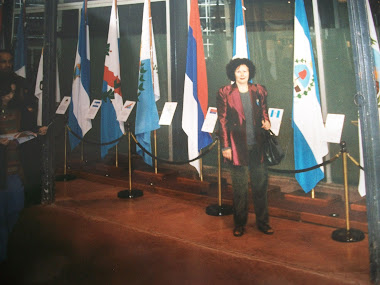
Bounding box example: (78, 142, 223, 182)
(262, 130, 284, 166)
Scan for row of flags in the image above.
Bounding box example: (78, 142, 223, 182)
(14, 0, 378, 195)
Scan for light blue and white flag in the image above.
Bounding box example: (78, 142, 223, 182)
(293, 0, 328, 193)
(14, 1, 26, 78)
(100, 0, 124, 159)
(68, 0, 92, 150)
(135, 0, 160, 166)
(233, 0, 250, 59)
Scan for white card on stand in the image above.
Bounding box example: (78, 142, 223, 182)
(118, 100, 136, 122)
(56, 96, 71, 115)
(201, 107, 218, 133)
(268, 108, 284, 136)
(86, 99, 102, 119)
(325, 113, 345, 144)
(159, 102, 177, 125)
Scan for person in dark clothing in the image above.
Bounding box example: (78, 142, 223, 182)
(216, 58, 273, 237)
(0, 50, 47, 263)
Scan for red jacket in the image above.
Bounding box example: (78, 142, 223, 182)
(216, 83, 269, 166)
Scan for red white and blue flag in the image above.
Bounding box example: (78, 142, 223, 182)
(68, 0, 92, 150)
(100, 0, 124, 159)
(182, 0, 212, 174)
(135, 0, 160, 166)
(293, 0, 328, 192)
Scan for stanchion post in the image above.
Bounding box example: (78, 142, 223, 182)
(331, 141, 364, 242)
(205, 138, 233, 216)
(81, 141, 84, 162)
(64, 124, 67, 176)
(117, 130, 143, 199)
(200, 150, 203, 182)
(55, 125, 76, 181)
(154, 130, 157, 174)
(115, 144, 119, 168)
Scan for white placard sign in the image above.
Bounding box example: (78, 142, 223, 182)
(118, 100, 136, 122)
(201, 107, 218, 133)
(325, 113, 345, 144)
(268, 108, 284, 136)
(159, 102, 178, 125)
(86, 99, 102, 119)
(56, 96, 71, 115)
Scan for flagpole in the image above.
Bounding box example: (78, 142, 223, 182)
(149, 0, 158, 175)
(312, 0, 332, 183)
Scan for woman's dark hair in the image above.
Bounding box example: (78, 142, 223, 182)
(0, 74, 24, 109)
(226, 58, 256, 82)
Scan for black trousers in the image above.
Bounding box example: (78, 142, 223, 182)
(230, 145, 269, 228)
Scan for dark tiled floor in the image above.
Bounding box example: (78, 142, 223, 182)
(0, 176, 371, 285)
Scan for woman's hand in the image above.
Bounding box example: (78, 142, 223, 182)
(38, 126, 48, 136)
(222, 148, 232, 160)
(262, 120, 271, 131)
(0, 138, 9, 146)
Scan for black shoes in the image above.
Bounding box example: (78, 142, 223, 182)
(233, 226, 245, 237)
(258, 223, 274, 235)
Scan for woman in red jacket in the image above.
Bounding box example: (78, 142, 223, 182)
(216, 58, 273, 237)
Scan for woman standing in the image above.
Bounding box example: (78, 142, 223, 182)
(216, 58, 273, 237)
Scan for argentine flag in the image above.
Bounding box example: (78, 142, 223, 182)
(292, 0, 328, 192)
(68, 0, 92, 150)
(14, 1, 26, 78)
(233, 0, 250, 59)
(182, 0, 212, 174)
(135, 0, 160, 166)
(100, 0, 125, 159)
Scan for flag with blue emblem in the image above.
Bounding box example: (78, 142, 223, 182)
(182, 0, 212, 174)
(68, 0, 92, 150)
(100, 0, 124, 159)
(233, 0, 250, 59)
(14, 1, 26, 78)
(135, 0, 160, 166)
(293, 0, 328, 193)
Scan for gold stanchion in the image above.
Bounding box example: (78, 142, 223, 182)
(311, 189, 315, 199)
(115, 144, 119, 168)
(81, 141, 84, 162)
(200, 150, 203, 182)
(206, 138, 233, 216)
(56, 125, 76, 181)
(64, 125, 67, 176)
(117, 130, 143, 199)
(331, 141, 364, 242)
(154, 130, 157, 174)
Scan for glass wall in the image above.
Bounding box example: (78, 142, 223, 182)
(15, 0, 169, 164)
(199, 0, 369, 185)
(14, 0, 380, 185)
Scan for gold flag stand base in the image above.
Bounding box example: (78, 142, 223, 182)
(331, 141, 365, 243)
(206, 138, 233, 216)
(332, 228, 365, 242)
(117, 131, 143, 199)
